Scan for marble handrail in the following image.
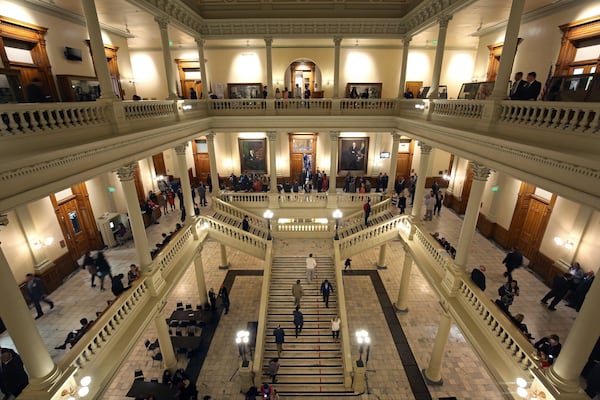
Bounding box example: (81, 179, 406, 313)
(0, 101, 110, 136)
(196, 215, 268, 260)
(431, 99, 487, 119)
(339, 215, 407, 258)
(211, 197, 268, 235)
(219, 192, 270, 205)
(252, 242, 273, 378)
(155, 228, 194, 275)
(333, 244, 353, 388)
(122, 100, 177, 120)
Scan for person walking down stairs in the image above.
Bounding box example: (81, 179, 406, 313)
(306, 253, 317, 283)
(293, 306, 303, 338)
(273, 324, 285, 357)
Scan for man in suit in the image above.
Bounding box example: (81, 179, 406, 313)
(524, 71, 541, 100)
(320, 279, 334, 308)
(509, 72, 528, 100)
(25, 273, 54, 319)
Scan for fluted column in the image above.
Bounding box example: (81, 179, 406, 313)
(194, 245, 208, 305)
(429, 16, 452, 99)
(206, 133, 220, 194)
(387, 132, 401, 196)
(328, 132, 339, 195)
(154, 311, 177, 371)
(376, 244, 387, 269)
(0, 243, 59, 388)
(174, 143, 195, 224)
(219, 243, 229, 269)
(81, 0, 114, 99)
(195, 38, 209, 100)
(155, 16, 178, 99)
(490, 0, 526, 99)
(14, 206, 52, 270)
(394, 243, 413, 312)
(397, 36, 412, 98)
(333, 37, 342, 98)
(423, 309, 452, 384)
(547, 276, 600, 393)
(454, 162, 491, 269)
(411, 142, 433, 219)
(267, 132, 278, 193)
(265, 38, 274, 99)
(116, 163, 152, 269)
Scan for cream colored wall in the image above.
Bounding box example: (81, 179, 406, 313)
(28, 199, 66, 261)
(473, 2, 600, 82)
(540, 197, 580, 261)
(429, 148, 451, 176)
(204, 48, 267, 92)
(273, 48, 334, 96)
(130, 50, 167, 99)
(479, 173, 521, 230)
(85, 176, 112, 219)
(576, 210, 600, 271)
(340, 48, 402, 98)
(0, 211, 33, 282)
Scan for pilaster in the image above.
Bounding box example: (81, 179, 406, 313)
(195, 37, 209, 100)
(265, 37, 274, 99)
(155, 16, 178, 99)
(206, 132, 220, 195)
(429, 15, 452, 100)
(411, 142, 433, 220)
(333, 37, 342, 98)
(81, 0, 114, 100)
(267, 131, 278, 196)
(398, 36, 412, 98)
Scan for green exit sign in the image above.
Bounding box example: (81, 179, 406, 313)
(108, 187, 116, 193)
(432, 40, 438, 45)
(491, 186, 500, 192)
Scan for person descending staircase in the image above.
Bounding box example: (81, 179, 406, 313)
(263, 256, 352, 397)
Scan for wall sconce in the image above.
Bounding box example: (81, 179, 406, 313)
(442, 170, 450, 181)
(61, 375, 92, 399)
(554, 237, 575, 249)
(32, 237, 54, 249)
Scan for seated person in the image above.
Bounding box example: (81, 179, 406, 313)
(113, 222, 130, 245)
(111, 273, 128, 296)
(470, 266, 486, 291)
(534, 334, 561, 366)
(55, 318, 93, 349)
(161, 232, 172, 245)
(510, 313, 534, 341)
(127, 264, 140, 285)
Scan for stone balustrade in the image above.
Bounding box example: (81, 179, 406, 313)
(219, 192, 270, 206)
(339, 215, 407, 258)
(122, 100, 177, 120)
(156, 228, 194, 275)
(197, 215, 268, 260)
(278, 192, 328, 207)
(252, 243, 273, 378)
(431, 99, 486, 119)
(212, 197, 268, 236)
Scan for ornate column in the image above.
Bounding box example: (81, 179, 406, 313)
(194, 245, 208, 306)
(115, 163, 152, 269)
(410, 142, 433, 219)
(206, 133, 220, 194)
(547, 276, 600, 393)
(81, 0, 114, 99)
(328, 132, 339, 195)
(154, 308, 177, 371)
(454, 162, 491, 269)
(174, 143, 195, 224)
(265, 37, 274, 99)
(14, 206, 53, 270)
(219, 243, 229, 270)
(394, 243, 413, 313)
(490, 0, 526, 99)
(422, 307, 452, 385)
(195, 37, 209, 100)
(155, 16, 178, 99)
(333, 37, 342, 98)
(429, 16, 452, 99)
(0, 242, 59, 389)
(267, 132, 278, 194)
(376, 244, 387, 269)
(387, 132, 401, 196)
(397, 35, 412, 98)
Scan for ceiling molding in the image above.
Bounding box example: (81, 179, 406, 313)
(402, 0, 476, 36)
(127, 0, 204, 38)
(23, 0, 135, 38)
(471, 0, 581, 37)
(199, 19, 406, 39)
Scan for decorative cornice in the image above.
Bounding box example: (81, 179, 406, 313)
(403, 0, 473, 36)
(266, 131, 277, 141)
(154, 15, 169, 30)
(333, 37, 343, 46)
(115, 162, 139, 181)
(391, 132, 402, 142)
(419, 142, 433, 154)
(470, 162, 492, 181)
(264, 37, 273, 46)
(330, 131, 340, 141)
(174, 143, 188, 155)
(129, 0, 204, 37)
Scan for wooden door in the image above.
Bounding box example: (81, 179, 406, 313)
(194, 153, 210, 183)
(405, 81, 422, 98)
(56, 197, 89, 259)
(153, 153, 167, 176)
(396, 153, 412, 181)
(518, 198, 549, 259)
(182, 80, 202, 99)
(290, 154, 305, 183)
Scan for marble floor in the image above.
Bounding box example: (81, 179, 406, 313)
(0, 193, 580, 399)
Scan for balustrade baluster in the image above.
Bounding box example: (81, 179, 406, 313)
(572, 109, 589, 131)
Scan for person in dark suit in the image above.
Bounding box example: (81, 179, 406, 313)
(541, 273, 572, 311)
(0, 348, 29, 398)
(509, 72, 528, 100)
(534, 334, 561, 366)
(524, 71, 541, 100)
(242, 215, 250, 232)
(502, 247, 523, 282)
(25, 273, 54, 319)
(320, 279, 334, 308)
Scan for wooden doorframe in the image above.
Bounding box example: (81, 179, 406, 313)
(486, 38, 524, 82)
(0, 16, 58, 101)
(289, 132, 318, 182)
(85, 41, 123, 99)
(555, 16, 600, 77)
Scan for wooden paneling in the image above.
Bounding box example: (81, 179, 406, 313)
(530, 251, 561, 287)
(493, 224, 511, 249)
(518, 198, 549, 259)
(476, 213, 495, 238)
(152, 153, 167, 176)
(396, 152, 412, 181)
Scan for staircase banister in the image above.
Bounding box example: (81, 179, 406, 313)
(333, 243, 353, 388)
(212, 197, 265, 223)
(196, 215, 268, 259)
(339, 215, 407, 258)
(252, 242, 273, 378)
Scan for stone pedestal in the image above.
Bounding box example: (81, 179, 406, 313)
(352, 360, 366, 393)
(239, 360, 254, 393)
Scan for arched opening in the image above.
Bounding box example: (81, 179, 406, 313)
(283, 58, 323, 98)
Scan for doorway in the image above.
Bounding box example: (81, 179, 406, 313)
(395, 139, 414, 181)
(192, 138, 210, 185)
(285, 59, 322, 97)
(289, 133, 317, 184)
(405, 81, 422, 98)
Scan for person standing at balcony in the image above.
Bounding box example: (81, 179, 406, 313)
(363, 198, 371, 226)
(293, 306, 303, 337)
(509, 72, 528, 100)
(502, 247, 523, 282)
(242, 215, 250, 232)
(423, 192, 434, 221)
(398, 191, 407, 214)
(198, 183, 207, 207)
(294, 83, 302, 99)
(524, 72, 541, 100)
(83, 250, 98, 288)
(0, 347, 28, 398)
(292, 279, 304, 306)
(158, 191, 168, 215)
(25, 273, 54, 319)
(306, 254, 317, 283)
(382, 173, 389, 192)
(320, 279, 334, 308)
(190, 87, 198, 99)
(434, 190, 443, 216)
(26, 78, 48, 102)
(167, 190, 176, 212)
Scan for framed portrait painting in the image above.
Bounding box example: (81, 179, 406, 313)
(338, 137, 369, 172)
(227, 83, 262, 99)
(345, 83, 382, 99)
(239, 138, 267, 173)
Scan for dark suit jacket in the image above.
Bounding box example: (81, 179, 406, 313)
(525, 80, 542, 100)
(509, 80, 529, 100)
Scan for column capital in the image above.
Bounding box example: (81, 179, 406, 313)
(329, 131, 340, 141)
(0, 213, 8, 227)
(194, 36, 205, 46)
(205, 132, 215, 141)
(333, 36, 343, 46)
(266, 131, 277, 141)
(264, 37, 273, 46)
(419, 141, 433, 154)
(154, 16, 169, 30)
(403, 35, 412, 45)
(174, 143, 188, 156)
(438, 15, 452, 28)
(115, 162, 139, 182)
(470, 162, 492, 181)
(391, 132, 401, 142)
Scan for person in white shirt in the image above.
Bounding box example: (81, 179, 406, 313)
(306, 253, 317, 283)
(331, 316, 341, 341)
